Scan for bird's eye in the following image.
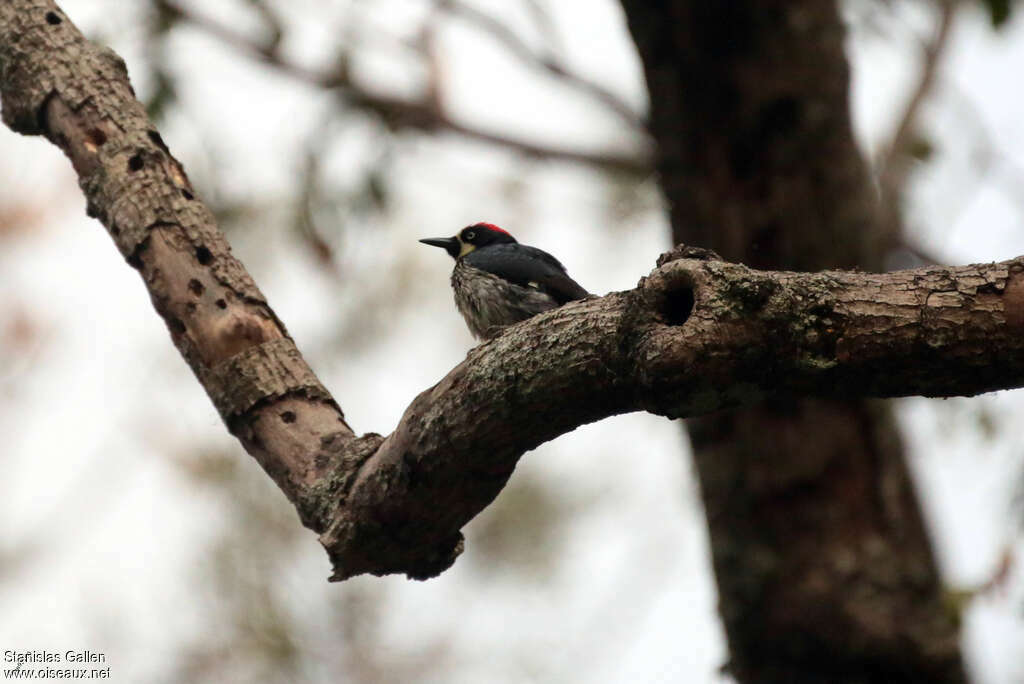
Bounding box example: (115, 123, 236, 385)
(464, 230, 476, 241)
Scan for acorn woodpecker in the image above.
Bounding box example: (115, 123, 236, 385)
(420, 222, 589, 340)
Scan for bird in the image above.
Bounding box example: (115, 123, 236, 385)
(419, 222, 589, 340)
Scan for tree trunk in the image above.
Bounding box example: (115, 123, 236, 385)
(619, 2, 966, 681)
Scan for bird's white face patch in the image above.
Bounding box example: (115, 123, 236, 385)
(458, 239, 477, 258)
(527, 281, 540, 289)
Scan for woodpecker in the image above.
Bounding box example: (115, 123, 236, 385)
(420, 222, 589, 340)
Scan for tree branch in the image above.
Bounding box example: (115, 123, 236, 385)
(433, 0, 647, 133)
(153, 0, 652, 175)
(877, 0, 958, 190)
(4, 1, 1024, 581)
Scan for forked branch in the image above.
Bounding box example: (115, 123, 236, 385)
(3, 1, 1024, 580)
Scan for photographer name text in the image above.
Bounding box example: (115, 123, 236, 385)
(3, 652, 105, 665)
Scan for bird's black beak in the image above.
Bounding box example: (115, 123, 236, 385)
(419, 236, 460, 259)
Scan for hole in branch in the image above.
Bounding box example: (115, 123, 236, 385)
(45, 11, 62, 24)
(281, 411, 296, 424)
(215, 298, 227, 309)
(128, 153, 144, 172)
(86, 128, 107, 147)
(662, 283, 694, 326)
(188, 279, 204, 296)
(168, 316, 186, 335)
(181, 189, 194, 200)
(195, 245, 213, 265)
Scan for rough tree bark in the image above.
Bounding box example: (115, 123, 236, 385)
(2, 2, 1022, 657)
(620, 1, 967, 682)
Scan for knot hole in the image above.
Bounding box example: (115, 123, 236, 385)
(662, 283, 694, 326)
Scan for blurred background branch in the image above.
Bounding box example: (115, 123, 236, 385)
(154, 0, 652, 174)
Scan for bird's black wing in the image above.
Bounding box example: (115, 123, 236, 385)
(464, 244, 589, 304)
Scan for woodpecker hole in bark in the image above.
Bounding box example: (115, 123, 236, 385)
(281, 411, 297, 424)
(127, 153, 143, 172)
(195, 245, 213, 265)
(663, 284, 695, 326)
(45, 11, 61, 24)
(188, 279, 204, 296)
(215, 298, 227, 309)
(86, 128, 106, 147)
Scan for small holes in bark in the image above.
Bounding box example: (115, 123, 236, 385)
(662, 284, 694, 326)
(195, 245, 213, 265)
(188, 279, 204, 296)
(45, 11, 61, 24)
(215, 298, 227, 309)
(168, 317, 186, 335)
(128, 153, 144, 172)
(185, 302, 197, 314)
(86, 128, 107, 147)
(281, 411, 297, 424)
(181, 189, 194, 200)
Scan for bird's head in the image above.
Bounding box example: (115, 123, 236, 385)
(419, 222, 517, 259)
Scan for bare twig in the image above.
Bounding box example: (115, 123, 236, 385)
(154, 0, 652, 174)
(878, 0, 958, 192)
(435, 0, 648, 133)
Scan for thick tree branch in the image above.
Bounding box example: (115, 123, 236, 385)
(322, 248, 1024, 579)
(4, 1, 1024, 581)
